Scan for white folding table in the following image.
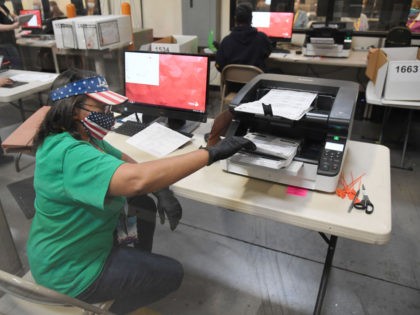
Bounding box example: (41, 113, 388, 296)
(105, 121, 391, 314)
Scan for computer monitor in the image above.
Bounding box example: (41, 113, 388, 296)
(252, 11, 294, 43)
(19, 9, 42, 30)
(124, 51, 209, 131)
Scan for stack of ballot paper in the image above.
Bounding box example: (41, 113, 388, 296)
(229, 133, 300, 169)
(126, 122, 190, 157)
(234, 89, 316, 120)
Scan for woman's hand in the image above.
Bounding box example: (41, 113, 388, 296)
(0, 77, 13, 87)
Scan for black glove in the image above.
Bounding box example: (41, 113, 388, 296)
(203, 136, 256, 165)
(152, 187, 182, 231)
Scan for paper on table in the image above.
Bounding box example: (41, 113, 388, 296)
(121, 113, 143, 122)
(10, 73, 57, 82)
(17, 14, 35, 25)
(234, 89, 317, 120)
(126, 122, 191, 158)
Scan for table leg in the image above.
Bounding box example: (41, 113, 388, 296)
(378, 107, 391, 144)
(400, 109, 413, 169)
(9, 99, 26, 121)
(94, 58, 106, 76)
(14, 152, 22, 172)
(313, 234, 338, 315)
(52, 49, 60, 74)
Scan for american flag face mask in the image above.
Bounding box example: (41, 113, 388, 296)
(81, 111, 115, 140)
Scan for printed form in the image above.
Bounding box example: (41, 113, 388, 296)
(126, 122, 190, 158)
(234, 89, 317, 120)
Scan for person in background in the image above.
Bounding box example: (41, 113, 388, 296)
(0, 0, 21, 68)
(293, 0, 308, 28)
(71, 0, 86, 15)
(27, 68, 256, 315)
(32, 0, 41, 10)
(86, 0, 99, 15)
(407, 9, 420, 33)
(215, 3, 272, 72)
(49, 1, 64, 18)
(255, 0, 270, 11)
(407, 12, 420, 33)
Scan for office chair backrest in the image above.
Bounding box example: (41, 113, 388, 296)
(0, 269, 115, 315)
(220, 64, 264, 112)
(385, 26, 412, 47)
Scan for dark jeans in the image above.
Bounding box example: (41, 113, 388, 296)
(77, 195, 184, 315)
(0, 44, 22, 69)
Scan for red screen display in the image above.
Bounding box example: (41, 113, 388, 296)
(125, 52, 208, 113)
(20, 9, 42, 29)
(252, 12, 294, 39)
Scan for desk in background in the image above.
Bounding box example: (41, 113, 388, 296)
(270, 49, 368, 68)
(365, 81, 420, 169)
(0, 70, 58, 121)
(17, 37, 128, 91)
(268, 49, 368, 84)
(16, 37, 60, 74)
(105, 120, 391, 314)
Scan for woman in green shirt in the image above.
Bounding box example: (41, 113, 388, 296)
(27, 68, 255, 314)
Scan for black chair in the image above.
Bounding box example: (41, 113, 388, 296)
(384, 26, 412, 47)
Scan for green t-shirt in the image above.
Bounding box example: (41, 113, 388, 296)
(27, 132, 125, 297)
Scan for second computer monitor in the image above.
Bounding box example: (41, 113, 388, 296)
(124, 51, 209, 127)
(252, 11, 294, 42)
(19, 9, 42, 30)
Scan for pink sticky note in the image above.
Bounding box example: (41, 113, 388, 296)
(286, 186, 308, 197)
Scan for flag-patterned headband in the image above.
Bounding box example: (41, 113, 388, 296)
(50, 75, 128, 105)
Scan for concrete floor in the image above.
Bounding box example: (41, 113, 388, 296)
(1, 88, 420, 314)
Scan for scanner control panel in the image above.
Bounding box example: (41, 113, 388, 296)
(318, 141, 345, 176)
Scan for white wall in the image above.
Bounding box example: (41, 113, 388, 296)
(9, 0, 230, 40)
(142, 0, 182, 37)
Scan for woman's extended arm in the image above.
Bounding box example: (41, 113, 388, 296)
(108, 136, 256, 197)
(108, 149, 209, 197)
(0, 21, 19, 31)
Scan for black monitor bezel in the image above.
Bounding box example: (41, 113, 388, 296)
(123, 50, 209, 123)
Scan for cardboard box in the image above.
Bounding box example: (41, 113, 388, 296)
(150, 35, 198, 54)
(132, 28, 153, 50)
(75, 15, 132, 50)
(365, 47, 420, 101)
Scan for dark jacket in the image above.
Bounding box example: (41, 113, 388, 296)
(215, 25, 272, 72)
(0, 4, 15, 44)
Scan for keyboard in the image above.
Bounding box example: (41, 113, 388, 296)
(272, 47, 290, 54)
(113, 121, 147, 136)
(113, 120, 194, 138)
(1, 81, 28, 88)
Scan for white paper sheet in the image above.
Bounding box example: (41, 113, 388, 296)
(126, 122, 190, 157)
(10, 73, 57, 82)
(234, 89, 317, 120)
(244, 132, 299, 159)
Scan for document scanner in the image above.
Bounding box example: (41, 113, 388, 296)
(220, 74, 359, 193)
(303, 25, 353, 58)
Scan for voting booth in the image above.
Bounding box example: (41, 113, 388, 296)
(366, 47, 420, 101)
(53, 15, 132, 50)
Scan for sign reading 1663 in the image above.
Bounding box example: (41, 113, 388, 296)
(389, 61, 420, 79)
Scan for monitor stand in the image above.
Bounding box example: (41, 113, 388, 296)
(271, 40, 291, 54)
(142, 115, 200, 135)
